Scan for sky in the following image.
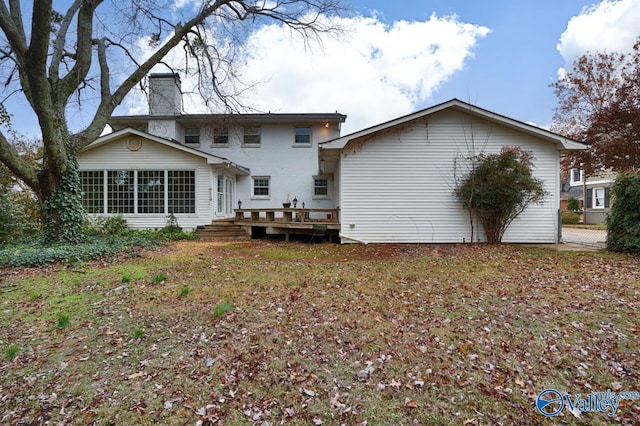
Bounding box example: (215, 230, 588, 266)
(6, 0, 640, 136)
(136, 0, 640, 134)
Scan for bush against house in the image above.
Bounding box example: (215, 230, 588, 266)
(606, 173, 640, 254)
(455, 147, 546, 243)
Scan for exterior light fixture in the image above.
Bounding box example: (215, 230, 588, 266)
(292, 197, 298, 208)
(237, 200, 242, 209)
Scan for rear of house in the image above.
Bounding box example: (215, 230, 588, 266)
(320, 99, 587, 244)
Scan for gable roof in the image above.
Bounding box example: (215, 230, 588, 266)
(82, 127, 250, 175)
(320, 98, 589, 151)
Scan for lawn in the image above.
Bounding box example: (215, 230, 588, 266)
(1, 241, 638, 425)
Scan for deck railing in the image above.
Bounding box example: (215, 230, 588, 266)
(234, 208, 339, 223)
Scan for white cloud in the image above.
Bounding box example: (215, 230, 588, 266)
(236, 14, 489, 133)
(124, 13, 489, 134)
(557, 0, 640, 66)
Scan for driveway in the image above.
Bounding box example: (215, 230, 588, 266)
(561, 227, 607, 248)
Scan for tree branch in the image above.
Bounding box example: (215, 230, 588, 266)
(58, 0, 103, 105)
(49, 0, 83, 84)
(0, 130, 39, 193)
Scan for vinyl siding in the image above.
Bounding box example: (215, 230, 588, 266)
(79, 136, 213, 231)
(339, 109, 559, 243)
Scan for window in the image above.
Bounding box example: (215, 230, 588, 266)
(252, 177, 270, 198)
(168, 171, 196, 214)
(213, 127, 229, 145)
(80, 171, 104, 214)
(294, 126, 311, 144)
(107, 170, 134, 213)
(243, 126, 261, 145)
(185, 128, 200, 144)
(586, 187, 609, 209)
(217, 175, 224, 213)
(314, 177, 329, 197)
(593, 187, 606, 208)
(81, 170, 195, 214)
(138, 170, 165, 214)
(570, 169, 583, 186)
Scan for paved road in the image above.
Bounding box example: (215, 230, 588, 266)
(562, 227, 607, 248)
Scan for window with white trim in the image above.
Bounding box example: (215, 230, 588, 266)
(294, 126, 311, 145)
(313, 176, 329, 198)
(252, 176, 270, 198)
(168, 170, 196, 213)
(213, 127, 229, 145)
(243, 126, 261, 146)
(569, 169, 583, 186)
(81, 170, 195, 214)
(593, 187, 606, 209)
(138, 170, 164, 214)
(107, 170, 134, 213)
(184, 127, 200, 144)
(80, 170, 104, 214)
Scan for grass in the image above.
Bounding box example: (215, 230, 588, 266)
(4, 344, 19, 360)
(0, 241, 638, 424)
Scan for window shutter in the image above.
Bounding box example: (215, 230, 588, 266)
(604, 187, 610, 208)
(586, 188, 593, 209)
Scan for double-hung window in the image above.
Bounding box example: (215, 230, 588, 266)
(569, 169, 583, 186)
(294, 126, 311, 145)
(243, 126, 261, 146)
(184, 128, 200, 144)
(213, 127, 229, 145)
(252, 177, 270, 198)
(313, 176, 329, 198)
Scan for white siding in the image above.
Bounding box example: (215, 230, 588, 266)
(339, 110, 559, 243)
(202, 123, 340, 210)
(79, 136, 213, 231)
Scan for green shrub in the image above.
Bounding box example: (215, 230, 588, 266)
(567, 197, 580, 212)
(102, 215, 129, 235)
(561, 211, 581, 225)
(606, 174, 640, 254)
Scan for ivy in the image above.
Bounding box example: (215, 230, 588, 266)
(606, 173, 640, 254)
(42, 159, 85, 244)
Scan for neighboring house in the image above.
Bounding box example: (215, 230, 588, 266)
(79, 73, 346, 231)
(319, 99, 587, 243)
(79, 75, 588, 243)
(564, 168, 615, 224)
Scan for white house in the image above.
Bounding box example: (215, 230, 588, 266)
(79, 75, 587, 242)
(319, 99, 587, 244)
(79, 73, 345, 231)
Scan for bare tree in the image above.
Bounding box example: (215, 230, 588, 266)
(0, 0, 345, 242)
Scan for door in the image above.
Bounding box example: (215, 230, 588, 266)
(216, 174, 236, 218)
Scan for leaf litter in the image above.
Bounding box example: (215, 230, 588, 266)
(0, 241, 638, 424)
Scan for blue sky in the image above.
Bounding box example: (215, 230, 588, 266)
(5, 0, 640, 136)
(158, 0, 640, 133)
(341, 0, 635, 131)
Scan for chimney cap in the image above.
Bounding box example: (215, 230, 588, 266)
(149, 73, 181, 81)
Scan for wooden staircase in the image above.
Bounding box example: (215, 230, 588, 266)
(195, 220, 250, 241)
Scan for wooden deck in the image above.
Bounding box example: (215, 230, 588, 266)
(233, 208, 340, 241)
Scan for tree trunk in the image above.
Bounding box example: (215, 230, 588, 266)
(39, 158, 85, 244)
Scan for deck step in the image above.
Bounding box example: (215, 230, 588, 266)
(195, 222, 249, 241)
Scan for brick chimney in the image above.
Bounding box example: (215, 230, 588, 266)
(149, 73, 182, 116)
